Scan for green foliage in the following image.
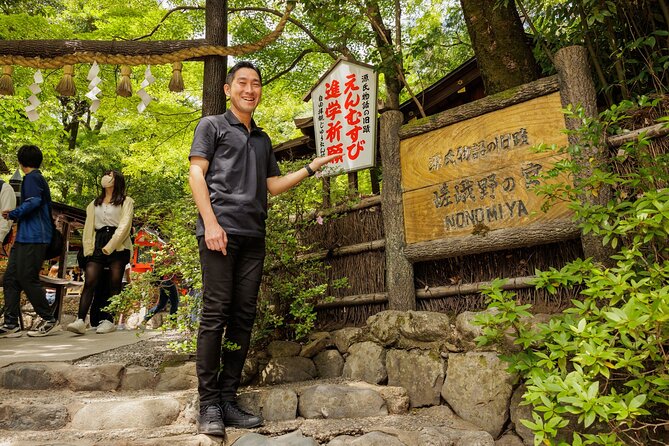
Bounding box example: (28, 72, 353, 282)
(257, 159, 348, 344)
(528, 0, 668, 102)
(475, 99, 669, 445)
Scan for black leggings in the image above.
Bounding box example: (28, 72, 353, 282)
(77, 259, 126, 321)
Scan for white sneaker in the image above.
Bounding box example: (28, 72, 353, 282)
(96, 320, 116, 334)
(66, 318, 86, 335)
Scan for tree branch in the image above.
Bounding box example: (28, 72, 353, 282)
(229, 6, 338, 60)
(131, 6, 204, 41)
(264, 48, 315, 85)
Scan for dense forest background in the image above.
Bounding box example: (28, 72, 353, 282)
(0, 0, 664, 213)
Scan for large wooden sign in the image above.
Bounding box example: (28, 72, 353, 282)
(401, 92, 572, 245)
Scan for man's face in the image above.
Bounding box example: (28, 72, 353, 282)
(224, 67, 262, 116)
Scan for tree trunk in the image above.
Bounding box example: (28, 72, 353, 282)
(554, 45, 615, 267)
(380, 110, 415, 310)
(460, 0, 541, 95)
(202, 0, 227, 117)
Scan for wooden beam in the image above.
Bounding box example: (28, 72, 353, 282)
(315, 293, 388, 309)
(607, 123, 669, 148)
(315, 276, 539, 309)
(417, 276, 536, 299)
(399, 75, 560, 139)
(298, 239, 385, 262)
(403, 219, 580, 263)
(310, 195, 381, 219)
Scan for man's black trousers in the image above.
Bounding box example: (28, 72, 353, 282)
(196, 234, 265, 405)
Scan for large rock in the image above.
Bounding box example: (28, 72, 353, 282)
(495, 433, 525, 446)
(386, 349, 445, 407)
(300, 332, 331, 358)
(259, 356, 317, 385)
(398, 311, 451, 342)
(241, 356, 259, 385)
(365, 311, 405, 346)
(418, 427, 495, 445)
(331, 327, 363, 354)
(298, 384, 387, 419)
(0, 363, 55, 389)
(70, 397, 181, 429)
(509, 385, 534, 445)
(272, 430, 319, 446)
(366, 310, 454, 350)
(328, 431, 405, 446)
(342, 341, 386, 384)
(348, 382, 410, 414)
(155, 362, 197, 391)
(0, 404, 68, 430)
(121, 366, 156, 390)
(267, 340, 302, 358)
(313, 349, 344, 378)
(441, 352, 515, 437)
(261, 388, 298, 421)
(63, 363, 124, 391)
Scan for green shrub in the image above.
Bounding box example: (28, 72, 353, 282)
(476, 98, 669, 445)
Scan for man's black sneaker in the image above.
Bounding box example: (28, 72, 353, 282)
(220, 400, 264, 428)
(27, 319, 59, 337)
(198, 404, 225, 436)
(0, 324, 21, 338)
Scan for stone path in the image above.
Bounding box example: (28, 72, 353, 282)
(0, 327, 159, 368)
(0, 313, 532, 445)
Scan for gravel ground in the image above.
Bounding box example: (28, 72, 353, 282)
(73, 328, 194, 372)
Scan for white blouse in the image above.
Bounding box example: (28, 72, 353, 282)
(94, 203, 122, 229)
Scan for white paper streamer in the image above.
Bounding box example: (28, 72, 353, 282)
(86, 61, 102, 113)
(25, 70, 43, 122)
(136, 65, 155, 113)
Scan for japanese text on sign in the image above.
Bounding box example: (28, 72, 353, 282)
(311, 59, 378, 177)
(428, 128, 529, 172)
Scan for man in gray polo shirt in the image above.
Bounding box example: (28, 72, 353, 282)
(189, 61, 337, 436)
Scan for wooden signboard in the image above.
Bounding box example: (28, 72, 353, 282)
(401, 92, 572, 245)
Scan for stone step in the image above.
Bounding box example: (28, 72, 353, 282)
(0, 405, 509, 446)
(0, 380, 523, 445)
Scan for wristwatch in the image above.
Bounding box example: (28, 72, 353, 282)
(304, 164, 315, 177)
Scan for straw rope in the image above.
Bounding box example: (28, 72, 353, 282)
(0, 4, 293, 68)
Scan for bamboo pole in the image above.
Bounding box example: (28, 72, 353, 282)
(416, 276, 536, 300)
(606, 123, 669, 148)
(298, 239, 385, 262)
(315, 275, 539, 309)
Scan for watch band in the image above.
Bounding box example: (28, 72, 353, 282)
(304, 164, 315, 177)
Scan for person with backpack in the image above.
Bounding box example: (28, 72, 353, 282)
(0, 145, 58, 338)
(0, 175, 17, 256)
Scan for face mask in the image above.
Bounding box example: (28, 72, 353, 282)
(101, 174, 114, 188)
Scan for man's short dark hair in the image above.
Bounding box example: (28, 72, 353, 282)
(17, 144, 43, 168)
(226, 61, 262, 86)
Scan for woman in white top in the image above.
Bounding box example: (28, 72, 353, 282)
(67, 170, 134, 335)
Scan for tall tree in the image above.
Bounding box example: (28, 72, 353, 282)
(460, 0, 541, 94)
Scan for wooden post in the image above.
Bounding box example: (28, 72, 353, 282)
(322, 176, 331, 208)
(554, 45, 615, 266)
(348, 172, 358, 198)
(379, 110, 415, 310)
(202, 0, 227, 117)
(370, 167, 381, 195)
